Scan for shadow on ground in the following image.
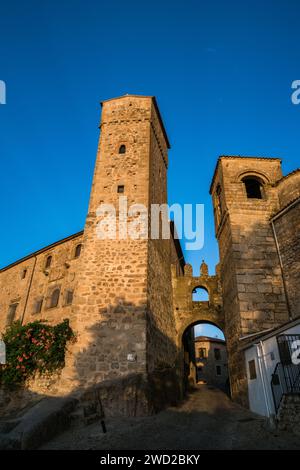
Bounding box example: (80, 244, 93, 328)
(40, 385, 300, 450)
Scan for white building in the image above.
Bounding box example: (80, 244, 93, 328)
(240, 317, 300, 418)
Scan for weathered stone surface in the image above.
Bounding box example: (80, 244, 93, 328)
(210, 156, 299, 406)
(278, 394, 300, 436)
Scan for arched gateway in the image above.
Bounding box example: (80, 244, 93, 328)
(171, 260, 225, 395)
(172, 260, 224, 347)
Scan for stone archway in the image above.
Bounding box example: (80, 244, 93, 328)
(172, 262, 224, 346)
(172, 261, 226, 395)
(180, 318, 226, 392)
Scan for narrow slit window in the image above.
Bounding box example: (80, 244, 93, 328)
(45, 255, 52, 269)
(215, 184, 223, 216)
(119, 145, 126, 154)
(21, 269, 27, 279)
(74, 244, 82, 258)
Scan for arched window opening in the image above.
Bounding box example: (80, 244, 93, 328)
(50, 288, 60, 308)
(45, 255, 52, 269)
(74, 244, 82, 258)
(243, 177, 263, 199)
(192, 286, 209, 302)
(119, 144, 126, 154)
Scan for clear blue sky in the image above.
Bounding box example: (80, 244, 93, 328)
(0, 0, 299, 280)
(194, 324, 225, 341)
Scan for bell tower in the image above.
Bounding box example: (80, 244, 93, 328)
(210, 156, 290, 405)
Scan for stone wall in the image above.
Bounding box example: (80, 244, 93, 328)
(146, 101, 178, 378)
(278, 394, 300, 436)
(210, 156, 291, 406)
(0, 232, 83, 332)
(171, 262, 224, 394)
(172, 263, 224, 339)
(274, 171, 300, 319)
(64, 95, 181, 413)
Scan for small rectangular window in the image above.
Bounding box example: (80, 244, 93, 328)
(34, 298, 43, 314)
(65, 290, 73, 306)
(117, 185, 124, 194)
(216, 365, 222, 376)
(21, 269, 27, 279)
(198, 347, 207, 359)
(214, 348, 221, 360)
(249, 359, 257, 380)
(7, 303, 18, 325)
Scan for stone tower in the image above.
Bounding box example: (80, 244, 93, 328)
(210, 156, 291, 405)
(70, 95, 178, 414)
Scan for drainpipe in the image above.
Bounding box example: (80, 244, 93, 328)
(255, 341, 276, 427)
(21, 256, 37, 325)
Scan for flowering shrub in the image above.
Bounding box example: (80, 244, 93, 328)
(0, 319, 75, 389)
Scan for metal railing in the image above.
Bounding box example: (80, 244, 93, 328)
(270, 333, 300, 413)
(271, 362, 300, 413)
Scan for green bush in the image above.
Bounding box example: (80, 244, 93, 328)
(0, 319, 75, 389)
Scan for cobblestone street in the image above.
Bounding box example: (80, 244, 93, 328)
(41, 385, 300, 450)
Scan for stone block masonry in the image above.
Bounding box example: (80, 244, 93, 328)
(60, 95, 180, 413)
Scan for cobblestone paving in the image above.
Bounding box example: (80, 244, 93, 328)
(41, 385, 300, 450)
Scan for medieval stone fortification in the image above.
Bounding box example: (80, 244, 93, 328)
(0, 95, 299, 414)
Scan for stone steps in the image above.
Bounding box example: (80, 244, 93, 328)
(0, 396, 78, 449)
